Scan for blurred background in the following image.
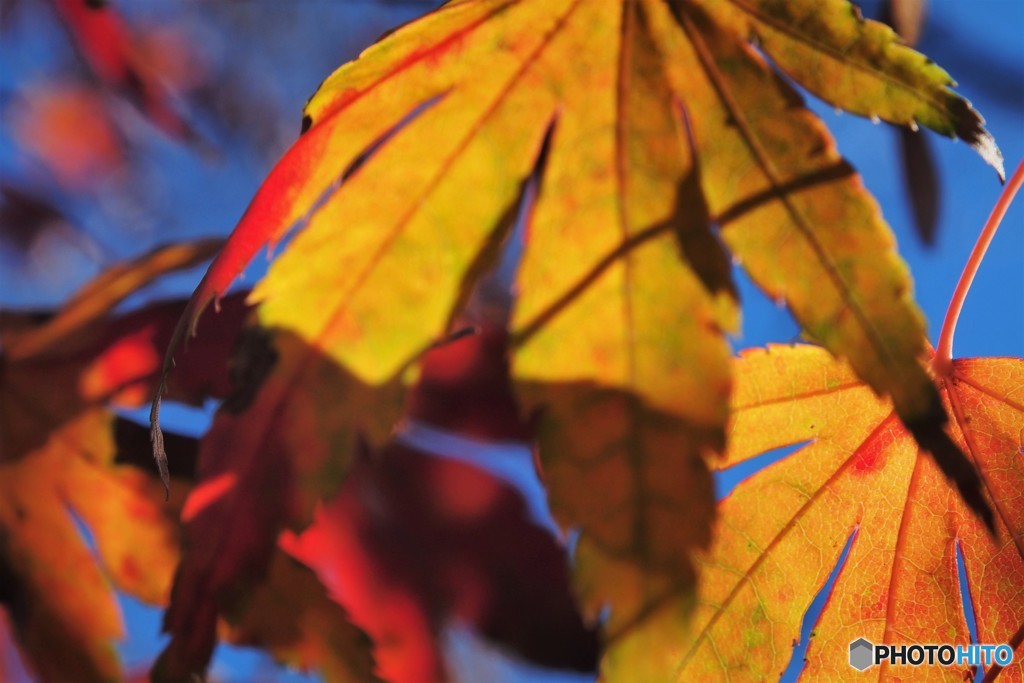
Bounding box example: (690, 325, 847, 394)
(0, 0, 1020, 681)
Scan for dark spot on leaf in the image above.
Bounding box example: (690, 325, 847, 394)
(222, 327, 278, 414)
(300, 114, 312, 135)
(671, 98, 738, 304)
(852, 438, 885, 473)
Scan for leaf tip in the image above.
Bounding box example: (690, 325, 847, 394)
(149, 379, 172, 499)
(949, 99, 1005, 182)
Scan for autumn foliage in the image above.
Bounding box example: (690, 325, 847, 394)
(0, 1, 1021, 682)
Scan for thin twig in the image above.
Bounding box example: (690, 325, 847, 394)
(933, 158, 1024, 377)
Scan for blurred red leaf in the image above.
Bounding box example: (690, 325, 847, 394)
(51, 0, 194, 140)
(408, 322, 531, 443)
(153, 324, 401, 682)
(283, 441, 600, 683)
(222, 548, 380, 683)
(155, 314, 597, 682)
(9, 83, 123, 191)
(282, 324, 599, 683)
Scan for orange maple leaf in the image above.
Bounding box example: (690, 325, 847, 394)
(598, 344, 1023, 682)
(0, 242, 243, 682)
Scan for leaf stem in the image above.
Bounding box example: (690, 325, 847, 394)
(933, 158, 1024, 377)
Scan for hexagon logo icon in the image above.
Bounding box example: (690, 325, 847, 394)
(849, 638, 874, 671)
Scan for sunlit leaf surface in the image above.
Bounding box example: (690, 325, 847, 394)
(609, 345, 1023, 682)
(153, 1, 1004, 677)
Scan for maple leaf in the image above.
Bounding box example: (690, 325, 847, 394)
(151, 0, 1003, 674)
(0, 241, 246, 683)
(222, 548, 380, 683)
(152, 325, 406, 681)
(281, 322, 598, 683)
(604, 344, 1023, 682)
